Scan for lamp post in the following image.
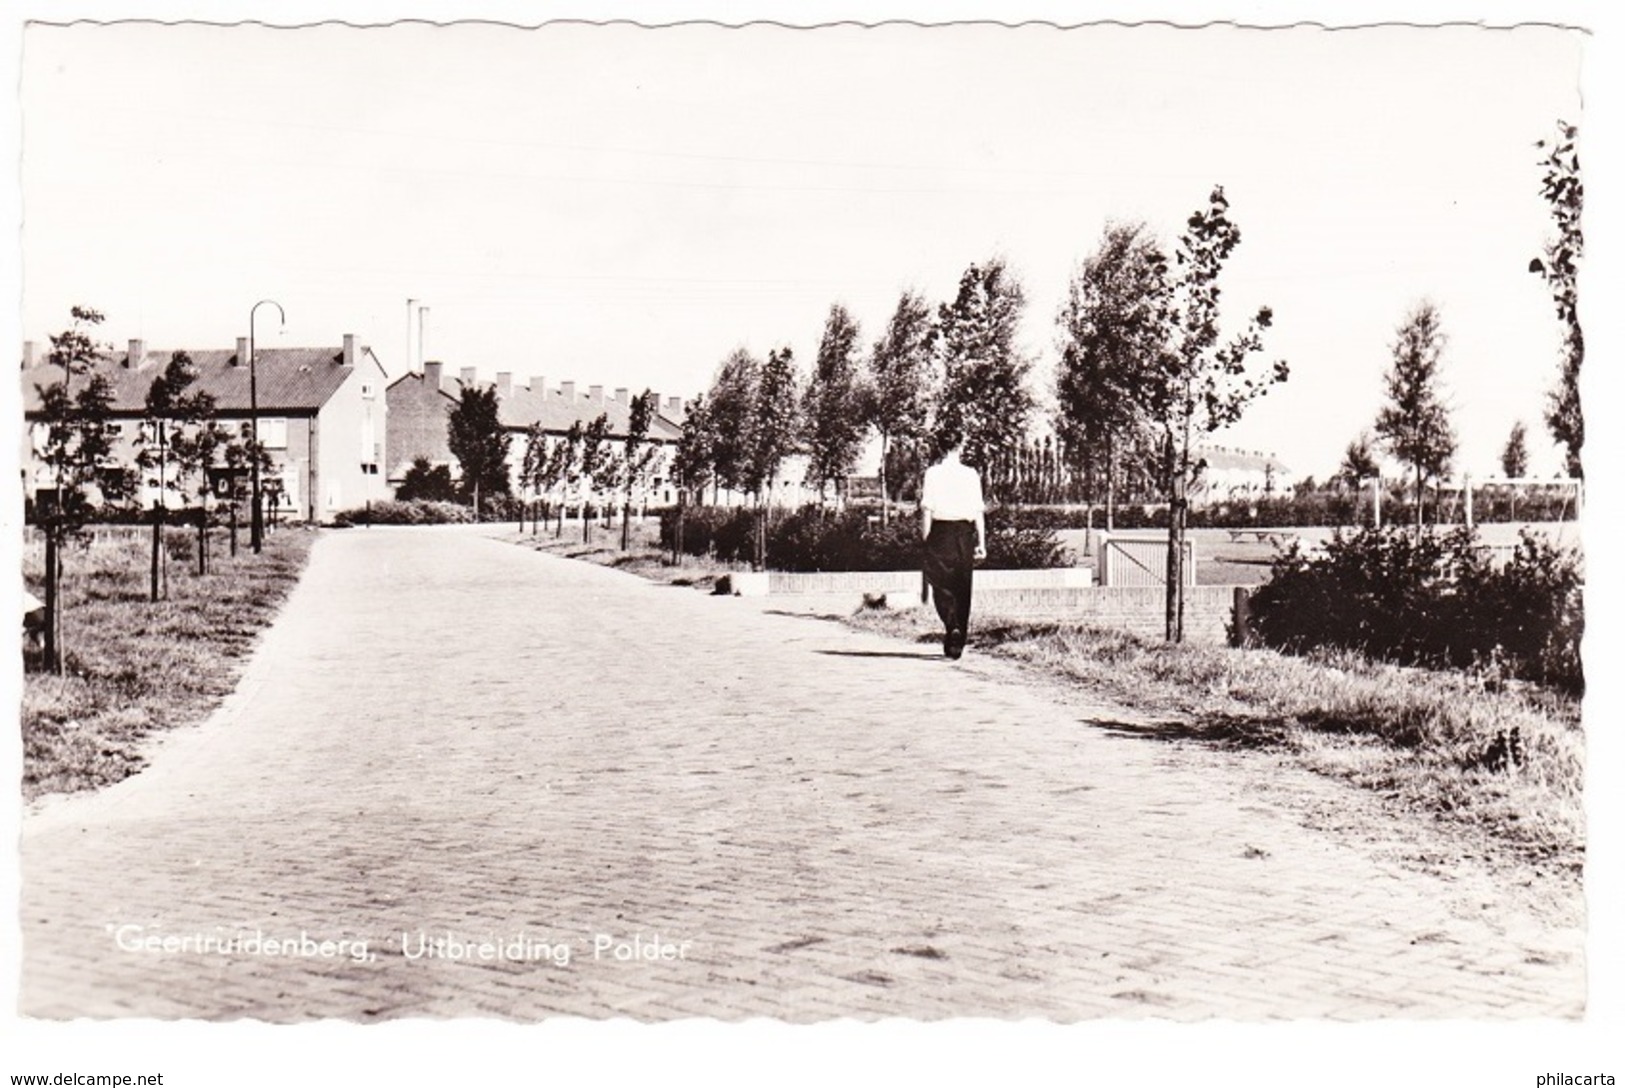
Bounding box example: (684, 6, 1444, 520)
(249, 299, 285, 553)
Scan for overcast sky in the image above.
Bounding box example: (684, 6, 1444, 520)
(20, 22, 1584, 479)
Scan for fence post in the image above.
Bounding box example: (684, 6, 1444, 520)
(1232, 586, 1256, 648)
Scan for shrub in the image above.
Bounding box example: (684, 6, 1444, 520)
(331, 500, 475, 526)
(1249, 525, 1583, 693)
(984, 506, 1068, 569)
(395, 457, 460, 503)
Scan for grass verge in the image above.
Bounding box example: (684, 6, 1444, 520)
(20, 527, 316, 800)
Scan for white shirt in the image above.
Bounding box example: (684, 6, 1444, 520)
(921, 457, 985, 521)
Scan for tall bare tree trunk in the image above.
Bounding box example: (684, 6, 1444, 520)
(151, 509, 162, 603)
(879, 433, 890, 527)
(1166, 470, 1188, 643)
(1414, 465, 1424, 537)
(1105, 432, 1117, 532)
(43, 525, 61, 675)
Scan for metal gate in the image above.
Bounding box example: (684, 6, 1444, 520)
(1096, 534, 1195, 587)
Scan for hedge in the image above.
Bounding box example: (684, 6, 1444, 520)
(659, 503, 1067, 572)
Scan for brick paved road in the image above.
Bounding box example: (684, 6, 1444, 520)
(19, 528, 1585, 1020)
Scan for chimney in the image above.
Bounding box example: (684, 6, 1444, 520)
(588, 384, 603, 403)
(22, 340, 35, 369)
(460, 366, 477, 387)
(528, 374, 547, 395)
(126, 338, 145, 369)
(614, 387, 629, 404)
(343, 334, 357, 367)
(666, 396, 683, 415)
(235, 337, 249, 367)
(424, 361, 444, 390)
(496, 372, 513, 398)
(560, 381, 576, 403)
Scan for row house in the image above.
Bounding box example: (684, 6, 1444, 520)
(385, 363, 687, 504)
(386, 362, 853, 510)
(20, 335, 390, 523)
(1190, 445, 1295, 505)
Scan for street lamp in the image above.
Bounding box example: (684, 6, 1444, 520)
(249, 299, 285, 553)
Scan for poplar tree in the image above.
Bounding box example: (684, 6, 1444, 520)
(746, 346, 801, 568)
(933, 257, 1033, 480)
(706, 348, 762, 499)
(864, 289, 935, 523)
(1374, 301, 1456, 535)
(802, 303, 866, 504)
(1055, 222, 1170, 530)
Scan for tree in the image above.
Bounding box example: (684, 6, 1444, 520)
(669, 393, 715, 559)
(745, 346, 801, 568)
(397, 456, 459, 503)
(672, 392, 714, 504)
(544, 420, 584, 536)
(1501, 420, 1530, 479)
(33, 306, 120, 673)
(1143, 187, 1287, 641)
(933, 257, 1034, 479)
(516, 422, 548, 531)
(577, 413, 612, 542)
(137, 351, 224, 593)
(219, 420, 273, 553)
(1374, 301, 1456, 534)
(447, 382, 511, 517)
(1530, 121, 1583, 479)
(864, 289, 935, 523)
(705, 348, 761, 499)
(1055, 222, 1171, 530)
(617, 390, 660, 549)
(802, 303, 866, 503)
(1336, 430, 1380, 490)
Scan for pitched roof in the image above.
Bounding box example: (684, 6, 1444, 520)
(20, 346, 373, 415)
(1195, 446, 1293, 475)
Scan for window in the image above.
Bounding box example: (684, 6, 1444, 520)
(256, 417, 288, 449)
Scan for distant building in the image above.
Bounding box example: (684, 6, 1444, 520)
(1190, 445, 1294, 505)
(384, 365, 687, 503)
(20, 335, 389, 522)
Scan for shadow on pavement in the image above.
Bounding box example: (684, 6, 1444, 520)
(1093, 711, 1295, 752)
(815, 649, 942, 661)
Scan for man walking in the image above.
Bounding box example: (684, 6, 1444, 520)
(920, 436, 986, 659)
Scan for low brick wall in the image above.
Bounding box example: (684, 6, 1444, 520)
(974, 585, 1242, 644)
(760, 568, 1093, 596)
(732, 569, 1246, 646)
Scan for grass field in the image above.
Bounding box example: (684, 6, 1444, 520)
(20, 527, 315, 800)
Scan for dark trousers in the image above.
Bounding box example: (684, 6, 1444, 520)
(922, 520, 975, 635)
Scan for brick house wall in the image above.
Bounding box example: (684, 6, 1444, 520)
(384, 361, 457, 485)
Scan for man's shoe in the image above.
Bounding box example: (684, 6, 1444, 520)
(946, 628, 965, 660)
